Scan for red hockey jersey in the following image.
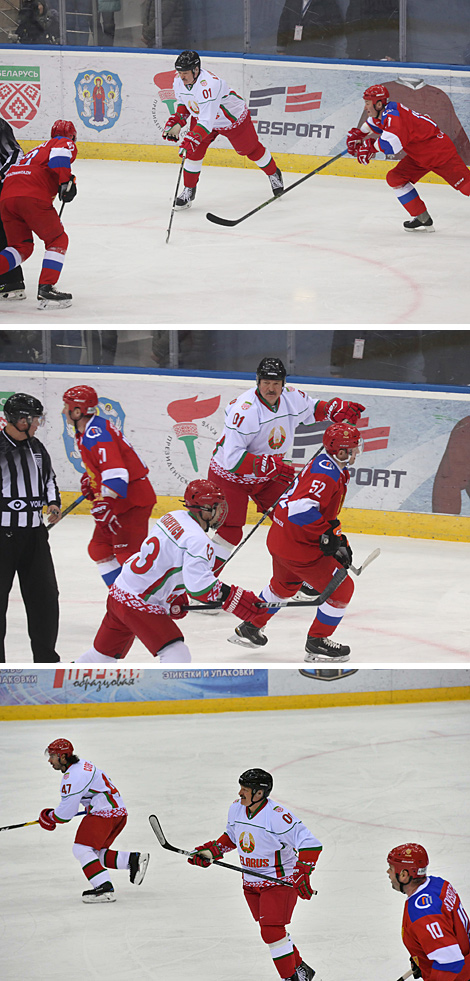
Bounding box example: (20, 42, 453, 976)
(267, 450, 350, 567)
(402, 876, 470, 981)
(367, 102, 457, 168)
(1, 137, 77, 204)
(76, 415, 156, 515)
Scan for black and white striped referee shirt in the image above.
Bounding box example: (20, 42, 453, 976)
(0, 430, 61, 529)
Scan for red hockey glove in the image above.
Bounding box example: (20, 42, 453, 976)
(168, 591, 189, 620)
(162, 112, 186, 142)
(252, 454, 296, 487)
(187, 840, 224, 867)
(91, 501, 122, 535)
(356, 139, 377, 165)
(346, 127, 365, 156)
(222, 585, 263, 620)
(39, 808, 56, 831)
(293, 861, 314, 899)
(80, 473, 94, 501)
(58, 175, 77, 203)
(179, 131, 203, 157)
(325, 398, 365, 424)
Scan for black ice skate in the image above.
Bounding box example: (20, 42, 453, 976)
(129, 851, 150, 885)
(82, 881, 116, 904)
(304, 635, 350, 662)
(37, 284, 73, 309)
(269, 167, 284, 197)
(0, 280, 26, 300)
(296, 962, 316, 981)
(403, 211, 434, 232)
(175, 186, 196, 209)
(228, 621, 268, 649)
(292, 583, 320, 602)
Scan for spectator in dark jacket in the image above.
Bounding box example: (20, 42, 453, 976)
(141, 0, 187, 48)
(15, 0, 59, 44)
(277, 0, 343, 58)
(345, 0, 399, 60)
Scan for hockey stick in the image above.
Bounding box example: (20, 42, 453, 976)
(350, 547, 381, 576)
(396, 970, 413, 981)
(166, 149, 186, 244)
(184, 567, 348, 612)
(0, 810, 86, 832)
(59, 200, 66, 219)
(48, 493, 85, 528)
(149, 814, 310, 890)
(206, 148, 348, 227)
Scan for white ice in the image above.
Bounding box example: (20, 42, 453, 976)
(1, 159, 469, 324)
(3, 516, 470, 663)
(1, 699, 470, 981)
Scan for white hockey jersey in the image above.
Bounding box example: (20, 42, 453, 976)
(225, 797, 322, 887)
(53, 759, 127, 823)
(112, 508, 221, 611)
(210, 385, 321, 484)
(174, 66, 248, 134)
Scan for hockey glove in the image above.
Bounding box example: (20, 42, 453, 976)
(410, 958, 422, 980)
(187, 840, 224, 868)
(293, 861, 314, 900)
(168, 591, 189, 620)
(319, 521, 352, 569)
(346, 127, 366, 156)
(325, 398, 365, 424)
(252, 454, 296, 487)
(39, 808, 56, 831)
(356, 139, 377, 165)
(162, 113, 186, 142)
(91, 501, 122, 535)
(58, 175, 77, 203)
(222, 585, 263, 621)
(80, 473, 94, 501)
(179, 130, 203, 157)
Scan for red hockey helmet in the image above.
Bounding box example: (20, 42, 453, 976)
(323, 424, 361, 457)
(183, 479, 228, 530)
(387, 843, 429, 880)
(45, 738, 74, 758)
(51, 119, 77, 142)
(363, 84, 389, 108)
(63, 385, 98, 415)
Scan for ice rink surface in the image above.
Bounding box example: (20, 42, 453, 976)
(1, 699, 470, 981)
(3, 516, 470, 664)
(1, 159, 469, 325)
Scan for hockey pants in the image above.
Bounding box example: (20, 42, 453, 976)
(182, 113, 277, 188)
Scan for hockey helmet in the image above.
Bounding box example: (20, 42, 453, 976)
(175, 50, 201, 75)
(363, 85, 389, 110)
(239, 768, 273, 799)
(51, 119, 77, 142)
(387, 843, 429, 880)
(3, 393, 44, 426)
(183, 479, 228, 530)
(323, 424, 361, 457)
(256, 357, 287, 387)
(45, 738, 74, 758)
(63, 385, 98, 415)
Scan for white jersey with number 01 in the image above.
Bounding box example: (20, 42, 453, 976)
(174, 67, 247, 134)
(53, 758, 127, 823)
(225, 797, 322, 886)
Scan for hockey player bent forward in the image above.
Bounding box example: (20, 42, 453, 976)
(230, 423, 361, 662)
(163, 50, 284, 209)
(188, 768, 323, 981)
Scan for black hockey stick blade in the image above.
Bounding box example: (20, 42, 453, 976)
(184, 567, 347, 613)
(350, 547, 381, 576)
(148, 815, 301, 888)
(206, 148, 348, 227)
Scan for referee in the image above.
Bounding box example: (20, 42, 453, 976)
(0, 116, 25, 299)
(0, 393, 61, 662)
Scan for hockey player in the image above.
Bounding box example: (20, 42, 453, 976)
(62, 385, 156, 587)
(74, 479, 264, 663)
(0, 119, 78, 307)
(0, 116, 26, 300)
(387, 843, 470, 981)
(188, 768, 323, 981)
(208, 357, 365, 581)
(39, 738, 150, 903)
(162, 50, 284, 209)
(347, 85, 470, 231)
(229, 423, 361, 662)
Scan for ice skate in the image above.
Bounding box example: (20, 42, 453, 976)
(296, 962, 318, 981)
(304, 635, 350, 662)
(228, 621, 268, 648)
(175, 186, 196, 209)
(37, 284, 73, 309)
(403, 211, 434, 231)
(269, 167, 284, 197)
(82, 881, 116, 903)
(0, 281, 26, 300)
(292, 583, 320, 602)
(128, 851, 150, 885)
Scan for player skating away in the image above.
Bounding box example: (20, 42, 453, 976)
(162, 50, 284, 209)
(187, 768, 323, 981)
(347, 85, 470, 231)
(39, 739, 149, 903)
(229, 423, 361, 662)
(0, 119, 78, 307)
(208, 357, 365, 584)
(387, 843, 470, 981)
(62, 385, 156, 587)
(75, 479, 263, 663)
